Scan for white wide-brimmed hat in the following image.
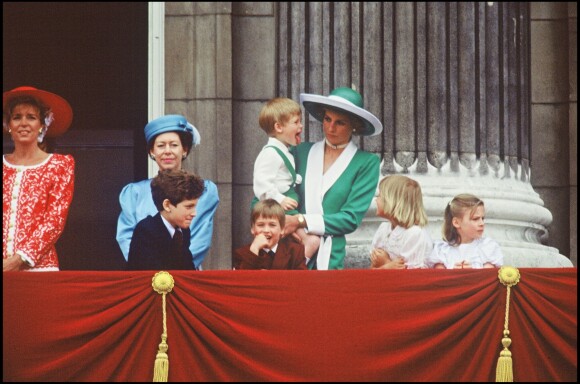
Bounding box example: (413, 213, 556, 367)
(300, 87, 383, 136)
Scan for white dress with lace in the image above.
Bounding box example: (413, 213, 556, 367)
(427, 237, 504, 269)
(370, 221, 433, 269)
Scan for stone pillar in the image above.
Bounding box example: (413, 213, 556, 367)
(276, 2, 573, 268)
(230, 3, 279, 253)
(529, 2, 577, 267)
(165, 3, 233, 270)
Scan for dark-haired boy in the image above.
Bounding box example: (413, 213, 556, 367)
(128, 169, 204, 270)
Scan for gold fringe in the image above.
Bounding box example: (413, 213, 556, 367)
(496, 266, 520, 382)
(152, 272, 175, 382)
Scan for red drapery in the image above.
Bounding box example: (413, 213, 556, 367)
(3, 268, 577, 382)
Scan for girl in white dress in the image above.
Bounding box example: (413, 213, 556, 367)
(370, 175, 433, 269)
(428, 194, 503, 269)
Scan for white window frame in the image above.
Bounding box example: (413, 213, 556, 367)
(148, 2, 165, 177)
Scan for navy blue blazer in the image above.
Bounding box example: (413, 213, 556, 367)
(128, 213, 196, 271)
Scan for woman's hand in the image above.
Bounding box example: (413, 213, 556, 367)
(3, 255, 24, 272)
(283, 214, 301, 240)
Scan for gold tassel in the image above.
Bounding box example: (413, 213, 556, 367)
(153, 338, 169, 382)
(496, 331, 513, 382)
(496, 266, 520, 382)
(152, 272, 175, 382)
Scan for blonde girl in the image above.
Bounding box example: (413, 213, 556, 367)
(428, 194, 503, 269)
(370, 175, 433, 269)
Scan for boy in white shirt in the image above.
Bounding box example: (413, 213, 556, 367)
(252, 98, 320, 260)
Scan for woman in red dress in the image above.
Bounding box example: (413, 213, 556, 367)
(3, 86, 75, 271)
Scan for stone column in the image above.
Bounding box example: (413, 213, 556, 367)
(165, 3, 233, 270)
(276, 2, 572, 267)
(529, 2, 577, 266)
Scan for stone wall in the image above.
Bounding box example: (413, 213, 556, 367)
(163, 2, 576, 269)
(165, 3, 233, 270)
(530, 2, 577, 266)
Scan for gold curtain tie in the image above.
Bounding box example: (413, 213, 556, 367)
(152, 271, 175, 382)
(496, 266, 520, 382)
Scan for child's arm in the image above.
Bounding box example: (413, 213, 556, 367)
(253, 147, 288, 203)
(249, 233, 270, 255)
(128, 221, 159, 270)
(234, 234, 271, 270)
(370, 248, 391, 268)
(375, 257, 406, 269)
(398, 226, 432, 269)
(280, 196, 298, 211)
(480, 237, 504, 267)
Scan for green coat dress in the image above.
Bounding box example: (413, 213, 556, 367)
(293, 140, 380, 269)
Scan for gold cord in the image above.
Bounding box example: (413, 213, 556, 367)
(152, 271, 174, 382)
(496, 266, 520, 382)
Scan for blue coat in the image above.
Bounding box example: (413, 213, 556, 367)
(117, 178, 219, 268)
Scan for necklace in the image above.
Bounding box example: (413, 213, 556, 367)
(325, 139, 349, 150)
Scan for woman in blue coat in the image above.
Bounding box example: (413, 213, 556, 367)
(116, 115, 219, 269)
(286, 87, 382, 270)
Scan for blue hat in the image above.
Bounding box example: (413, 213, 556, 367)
(144, 114, 201, 145)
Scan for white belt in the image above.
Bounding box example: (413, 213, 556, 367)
(315, 235, 332, 270)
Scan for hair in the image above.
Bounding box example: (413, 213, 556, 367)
(251, 199, 286, 227)
(258, 97, 301, 136)
(3, 95, 50, 129)
(147, 130, 194, 157)
(151, 169, 205, 211)
(442, 193, 485, 246)
(3, 95, 54, 151)
(376, 174, 428, 228)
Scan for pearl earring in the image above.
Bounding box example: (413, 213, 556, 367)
(182, 154, 187, 160)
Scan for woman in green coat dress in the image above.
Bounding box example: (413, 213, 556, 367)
(286, 87, 383, 270)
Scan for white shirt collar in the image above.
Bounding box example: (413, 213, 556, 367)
(263, 243, 279, 254)
(160, 214, 178, 237)
(267, 137, 291, 153)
